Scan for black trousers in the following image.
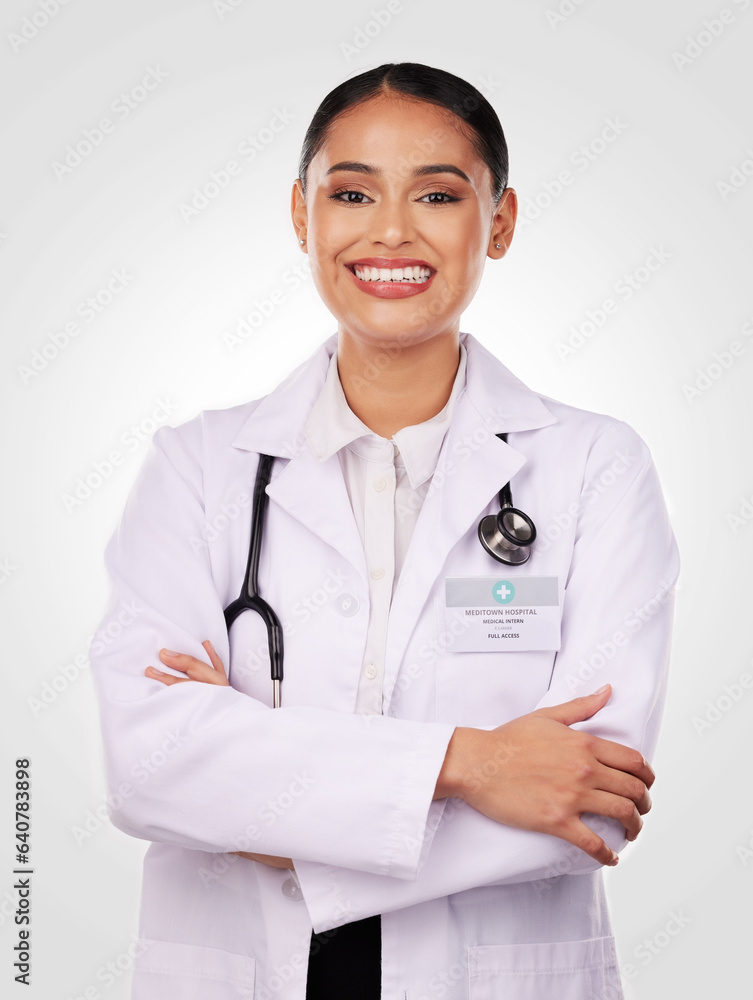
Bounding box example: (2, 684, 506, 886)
(305, 914, 381, 1000)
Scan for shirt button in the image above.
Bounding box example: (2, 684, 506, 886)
(373, 477, 387, 492)
(281, 877, 303, 901)
(370, 568, 385, 580)
(334, 593, 359, 616)
(364, 663, 378, 680)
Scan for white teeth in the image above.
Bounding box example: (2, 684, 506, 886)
(353, 265, 432, 283)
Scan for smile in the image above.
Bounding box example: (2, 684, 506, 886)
(345, 258, 437, 299)
(353, 265, 432, 283)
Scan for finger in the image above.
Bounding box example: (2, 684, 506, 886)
(159, 649, 192, 672)
(159, 650, 222, 683)
(145, 665, 188, 686)
(588, 737, 655, 789)
(202, 640, 228, 679)
(559, 819, 619, 867)
(581, 792, 643, 842)
(535, 684, 611, 726)
(183, 660, 228, 685)
(592, 763, 652, 815)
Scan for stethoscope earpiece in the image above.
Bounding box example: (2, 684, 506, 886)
(477, 434, 537, 566)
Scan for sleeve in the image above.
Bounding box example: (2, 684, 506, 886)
(293, 419, 681, 931)
(89, 421, 456, 879)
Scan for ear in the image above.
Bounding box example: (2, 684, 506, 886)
(488, 187, 518, 259)
(290, 178, 308, 250)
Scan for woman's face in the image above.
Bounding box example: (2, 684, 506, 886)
(291, 93, 517, 351)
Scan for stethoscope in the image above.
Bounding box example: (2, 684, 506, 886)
(223, 433, 536, 707)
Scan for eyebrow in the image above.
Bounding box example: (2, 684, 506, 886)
(326, 161, 471, 183)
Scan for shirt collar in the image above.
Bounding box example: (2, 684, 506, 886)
(304, 343, 468, 489)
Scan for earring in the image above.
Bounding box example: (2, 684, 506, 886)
(495, 243, 501, 249)
(299, 236, 306, 245)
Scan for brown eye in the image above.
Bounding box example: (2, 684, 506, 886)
(419, 191, 460, 204)
(329, 189, 373, 204)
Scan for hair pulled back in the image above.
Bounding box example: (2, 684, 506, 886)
(298, 62, 509, 202)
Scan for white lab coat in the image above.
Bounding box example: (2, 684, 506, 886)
(90, 331, 680, 1000)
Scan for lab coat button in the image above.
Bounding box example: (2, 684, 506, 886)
(370, 568, 385, 580)
(281, 877, 303, 901)
(364, 663, 377, 680)
(335, 592, 359, 616)
(373, 477, 387, 492)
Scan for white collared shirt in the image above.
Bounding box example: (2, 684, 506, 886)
(304, 342, 468, 715)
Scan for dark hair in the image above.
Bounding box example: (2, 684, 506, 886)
(298, 62, 508, 202)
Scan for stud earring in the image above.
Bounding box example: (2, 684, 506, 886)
(299, 238, 306, 245)
(495, 243, 502, 249)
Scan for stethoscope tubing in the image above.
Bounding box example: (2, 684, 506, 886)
(222, 434, 537, 707)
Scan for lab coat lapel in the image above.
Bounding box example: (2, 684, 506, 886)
(230, 335, 368, 579)
(381, 335, 558, 707)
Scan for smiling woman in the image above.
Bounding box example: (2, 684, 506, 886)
(90, 62, 679, 1000)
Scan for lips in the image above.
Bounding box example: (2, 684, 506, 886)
(345, 257, 436, 299)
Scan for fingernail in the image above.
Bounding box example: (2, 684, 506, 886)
(609, 853, 619, 866)
(593, 684, 609, 695)
(161, 649, 180, 657)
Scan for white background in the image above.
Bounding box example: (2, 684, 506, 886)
(1, 0, 751, 997)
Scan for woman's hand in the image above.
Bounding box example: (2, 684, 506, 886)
(434, 684, 655, 867)
(230, 851, 294, 869)
(145, 641, 294, 871)
(145, 640, 230, 686)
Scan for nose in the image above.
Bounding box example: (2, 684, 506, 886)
(366, 195, 416, 249)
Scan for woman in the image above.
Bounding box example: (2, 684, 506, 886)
(91, 63, 679, 1000)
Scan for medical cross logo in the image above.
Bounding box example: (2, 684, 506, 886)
(492, 580, 515, 605)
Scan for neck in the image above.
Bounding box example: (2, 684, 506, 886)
(336, 331, 461, 439)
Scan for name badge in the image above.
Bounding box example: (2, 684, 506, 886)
(445, 576, 562, 652)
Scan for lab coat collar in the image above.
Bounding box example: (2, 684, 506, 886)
(231, 332, 558, 702)
(303, 342, 468, 491)
(230, 331, 556, 457)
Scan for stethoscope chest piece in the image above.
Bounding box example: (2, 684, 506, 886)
(477, 432, 537, 566)
(478, 507, 536, 565)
